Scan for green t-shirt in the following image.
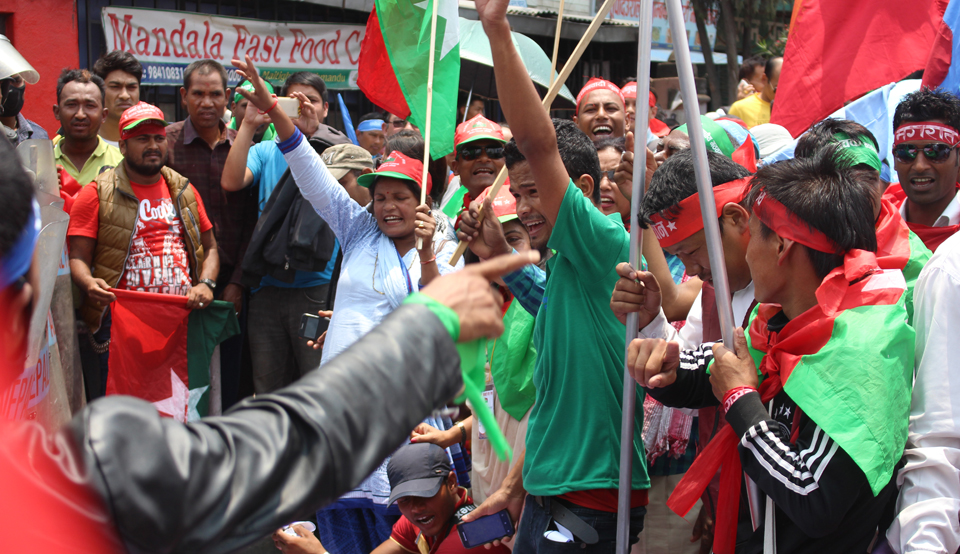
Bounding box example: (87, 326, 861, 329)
(522, 181, 650, 496)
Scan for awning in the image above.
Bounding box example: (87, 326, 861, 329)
(651, 48, 741, 65)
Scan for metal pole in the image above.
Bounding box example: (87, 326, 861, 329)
(616, 2, 653, 553)
(664, 0, 736, 348)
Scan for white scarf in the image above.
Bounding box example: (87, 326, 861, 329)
(375, 233, 419, 310)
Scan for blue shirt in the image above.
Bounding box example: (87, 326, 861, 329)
(247, 141, 339, 289)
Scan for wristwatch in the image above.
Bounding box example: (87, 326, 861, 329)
(199, 278, 217, 291)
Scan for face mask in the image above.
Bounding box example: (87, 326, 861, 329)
(1, 84, 25, 118)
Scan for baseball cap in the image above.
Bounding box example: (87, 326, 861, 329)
(475, 182, 518, 224)
(321, 143, 375, 180)
(119, 102, 168, 139)
(356, 150, 433, 196)
(455, 115, 506, 150)
(387, 443, 452, 505)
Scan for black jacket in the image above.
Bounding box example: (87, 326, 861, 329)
(7, 304, 461, 553)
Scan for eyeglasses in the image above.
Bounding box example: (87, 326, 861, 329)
(390, 119, 408, 128)
(893, 142, 959, 164)
(457, 144, 505, 161)
(601, 169, 616, 181)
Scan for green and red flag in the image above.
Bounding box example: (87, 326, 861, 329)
(668, 250, 915, 554)
(106, 290, 239, 422)
(358, 0, 460, 159)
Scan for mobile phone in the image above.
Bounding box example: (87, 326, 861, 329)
(277, 96, 300, 118)
(457, 510, 514, 549)
(298, 313, 330, 341)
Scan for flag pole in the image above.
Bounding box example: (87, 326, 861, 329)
(615, 0, 653, 551)
(417, 0, 441, 251)
(549, 0, 566, 89)
(665, 0, 736, 346)
(449, 0, 617, 265)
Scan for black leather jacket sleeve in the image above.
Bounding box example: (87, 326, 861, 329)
(64, 303, 463, 554)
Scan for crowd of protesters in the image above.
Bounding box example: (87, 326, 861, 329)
(2, 0, 960, 552)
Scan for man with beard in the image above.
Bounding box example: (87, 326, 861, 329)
(67, 102, 219, 396)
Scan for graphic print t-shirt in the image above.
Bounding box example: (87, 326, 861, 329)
(67, 176, 213, 295)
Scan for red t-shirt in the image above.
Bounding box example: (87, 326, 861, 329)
(67, 176, 213, 295)
(390, 490, 511, 554)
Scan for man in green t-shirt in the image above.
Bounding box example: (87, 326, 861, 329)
(458, 0, 651, 549)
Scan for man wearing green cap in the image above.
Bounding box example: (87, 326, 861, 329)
(67, 101, 220, 396)
(229, 78, 277, 143)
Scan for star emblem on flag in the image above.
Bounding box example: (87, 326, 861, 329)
(153, 369, 209, 423)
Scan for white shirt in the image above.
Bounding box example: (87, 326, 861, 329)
(887, 232, 960, 554)
(900, 189, 960, 227)
(282, 137, 463, 366)
(640, 281, 756, 349)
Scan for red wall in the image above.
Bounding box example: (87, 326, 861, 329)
(0, 0, 79, 135)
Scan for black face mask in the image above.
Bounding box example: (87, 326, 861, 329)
(0, 83, 24, 118)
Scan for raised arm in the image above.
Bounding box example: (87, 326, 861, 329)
(221, 103, 266, 192)
(478, 0, 569, 224)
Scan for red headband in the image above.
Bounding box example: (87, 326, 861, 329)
(648, 178, 751, 247)
(752, 188, 839, 253)
(893, 121, 960, 146)
(121, 122, 167, 141)
(576, 78, 624, 114)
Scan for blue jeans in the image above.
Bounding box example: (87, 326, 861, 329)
(514, 495, 646, 554)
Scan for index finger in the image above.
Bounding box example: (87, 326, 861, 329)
(467, 251, 540, 281)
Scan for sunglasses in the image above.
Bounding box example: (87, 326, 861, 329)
(601, 169, 616, 181)
(390, 119, 408, 128)
(457, 144, 505, 161)
(893, 142, 958, 164)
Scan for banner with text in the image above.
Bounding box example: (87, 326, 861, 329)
(101, 7, 366, 88)
(592, 0, 718, 52)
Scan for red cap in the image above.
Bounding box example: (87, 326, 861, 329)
(357, 151, 433, 196)
(455, 115, 506, 149)
(649, 91, 656, 108)
(475, 182, 518, 223)
(621, 82, 637, 99)
(119, 102, 168, 140)
(576, 78, 624, 114)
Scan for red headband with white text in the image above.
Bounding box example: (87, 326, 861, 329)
(648, 178, 752, 247)
(752, 188, 839, 253)
(576, 78, 624, 114)
(893, 121, 960, 146)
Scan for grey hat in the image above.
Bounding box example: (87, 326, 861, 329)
(0, 35, 38, 84)
(321, 143, 375, 181)
(750, 123, 794, 159)
(387, 443, 452, 505)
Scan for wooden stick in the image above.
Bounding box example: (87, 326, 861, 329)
(417, 0, 440, 251)
(449, 0, 617, 265)
(549, 0, 566, 90)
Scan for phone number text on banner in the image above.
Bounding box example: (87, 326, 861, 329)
(102, 6, 365, 89)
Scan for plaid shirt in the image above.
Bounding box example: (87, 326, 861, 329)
(166, 118, 256, 286)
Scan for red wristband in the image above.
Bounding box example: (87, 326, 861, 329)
(723, 386, 757, 413)
(258, 96, 279, 115)
(420, 256, 437, 265)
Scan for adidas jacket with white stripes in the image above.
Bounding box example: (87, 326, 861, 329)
(646, 314, 899, 554)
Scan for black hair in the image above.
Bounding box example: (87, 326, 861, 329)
(794, 119, 879, 160)
(596, 136, 626, 154)
(739, 56, 766, 81)
(621, 77, 637, 88)
(359, 112, 383, 124)
(764, 57, 783, 80)
(641, 149, 752, 225)
(183, 59, 228, 91)
(92, 50, 143, 85)
(56, 69, 105, 104)
(0, 137, 35, 260)
(281, 72, 328, 103)
(504, 118, 602, 204)
(893, 87, 960, 131)
(376, 130, 426, 199)
(746, 147, 878, 279)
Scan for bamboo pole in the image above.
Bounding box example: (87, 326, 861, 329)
(449, 0, 617, 265)
(417, 0, 441, 251)
(549, 0, 566, 89)
(615, 0, 653, 551)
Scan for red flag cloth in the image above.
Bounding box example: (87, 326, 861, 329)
(106, 290, 189, 405)
(772, 0, 947, 137)
(58, 166, 84, 214)
(882, 183, 960, 252)
(357, 7, 411, 119)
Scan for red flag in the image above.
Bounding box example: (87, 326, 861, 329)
(357, 7, 410, 119)
(772, 0, 948, 137)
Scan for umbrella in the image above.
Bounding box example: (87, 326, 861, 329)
(458, 18, 577, 110)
